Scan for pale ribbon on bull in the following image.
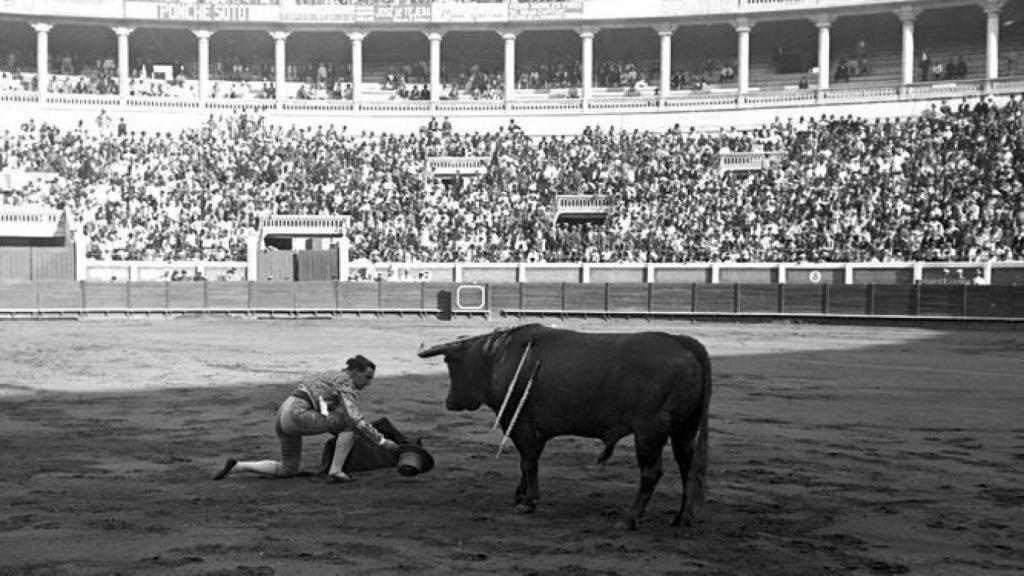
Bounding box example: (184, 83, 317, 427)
(492, 338, 533, 431)
(496, 360, 542, 458)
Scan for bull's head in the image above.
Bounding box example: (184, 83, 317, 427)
(418, 337, 488, 411)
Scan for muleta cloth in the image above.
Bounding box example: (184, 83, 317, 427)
(396, 444, 434, 477)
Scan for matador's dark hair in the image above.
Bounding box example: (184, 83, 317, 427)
(346, 354, 376, 373)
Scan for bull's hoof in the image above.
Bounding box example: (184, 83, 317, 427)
(513, 503, 535, 515)
(671, 512, 694, 528)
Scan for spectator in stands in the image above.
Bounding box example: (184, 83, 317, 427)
(953, 56, 968, 79)
(718, 62, 736, 83)
(971, 269, 988, 285)
(834, 59, 852, 83)
(3, 95, 1023, 265)
(854, 38, 870, 75)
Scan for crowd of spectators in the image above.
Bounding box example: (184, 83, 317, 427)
(444, 63, 503, 99)
(668, 53, 740, 91)
(516, 55, 581, 90)
(1, 94, 1022, 264)
(596, 59, 656, 92)
(918, 51, 971, 82)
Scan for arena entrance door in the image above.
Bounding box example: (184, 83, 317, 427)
(249, 215, 351, 282)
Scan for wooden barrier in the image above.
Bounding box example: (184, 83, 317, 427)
(1, 281, 1022, 324)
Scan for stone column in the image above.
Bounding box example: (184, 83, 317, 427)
(32, 23, 52, 97)
(426, 31, 443, 102)
(815, 16, 832, 91)
(349, 31, 365, 103)
(579, 28, 595, 101)
(734, 18, 751, 94)
(193, 29, 213, 101)
(657, 25, 673, 100)
(985, 0, 1004, 80)
(501, 31, 516, 102)
(270, 30, 289, 102)
(113, 27, 134, 101)
(897, 8, 917, 85)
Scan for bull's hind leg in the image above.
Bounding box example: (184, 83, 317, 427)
(670, 424, 700, 528)
(511, 431, 547, 515)
(621, 430, 668, 530)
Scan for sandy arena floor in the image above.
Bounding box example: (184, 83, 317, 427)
(0, 318, 1022, 575)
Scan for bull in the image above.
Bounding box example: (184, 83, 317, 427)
(418, 323, 711, 530)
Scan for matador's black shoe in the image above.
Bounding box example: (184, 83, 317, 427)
(213, 458, 237, 480)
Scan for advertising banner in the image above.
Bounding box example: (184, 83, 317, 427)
(372, 3, 432, 23)
(279, 4, 357, 23)
(508, 0, 583, 21)
(431, 1, 508, 23)
(0, 0, 123, 18)
(124, 0, 280, 23)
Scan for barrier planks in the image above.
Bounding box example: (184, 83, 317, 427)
(650, 284, 693, 313)
(295, 281, 337, 309)
(128, 282, 167, 309)
(783, 285, 824, 314)
(739, 284, 779, 313)
(695, 284, 736, 313)
(563, 283, 605, 311)
(206, 282, 249, 309)
(0, 282, 37, 308)
(520, 283, 564, 310)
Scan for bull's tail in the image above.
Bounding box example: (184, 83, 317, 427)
(674, 336, 711, 525)
(690, 343, 711, 512)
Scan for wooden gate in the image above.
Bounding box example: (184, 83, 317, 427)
(296, 248, 339, 281)
(0, 245, 75, 280)
(256, 250, 295, 281)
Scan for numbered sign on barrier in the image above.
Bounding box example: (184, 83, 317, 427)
(455, 285, 486, 310)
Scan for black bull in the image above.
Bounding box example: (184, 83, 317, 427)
(418, 324, 711, 530)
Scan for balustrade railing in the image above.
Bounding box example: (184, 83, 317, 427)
(2, 77, 1021, 118)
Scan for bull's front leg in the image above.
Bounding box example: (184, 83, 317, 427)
(510, 427, 545, 514)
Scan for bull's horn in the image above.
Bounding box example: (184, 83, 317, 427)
(418, 340, 460, 358)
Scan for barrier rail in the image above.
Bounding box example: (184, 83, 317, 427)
(1, 281, 1021, 324)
